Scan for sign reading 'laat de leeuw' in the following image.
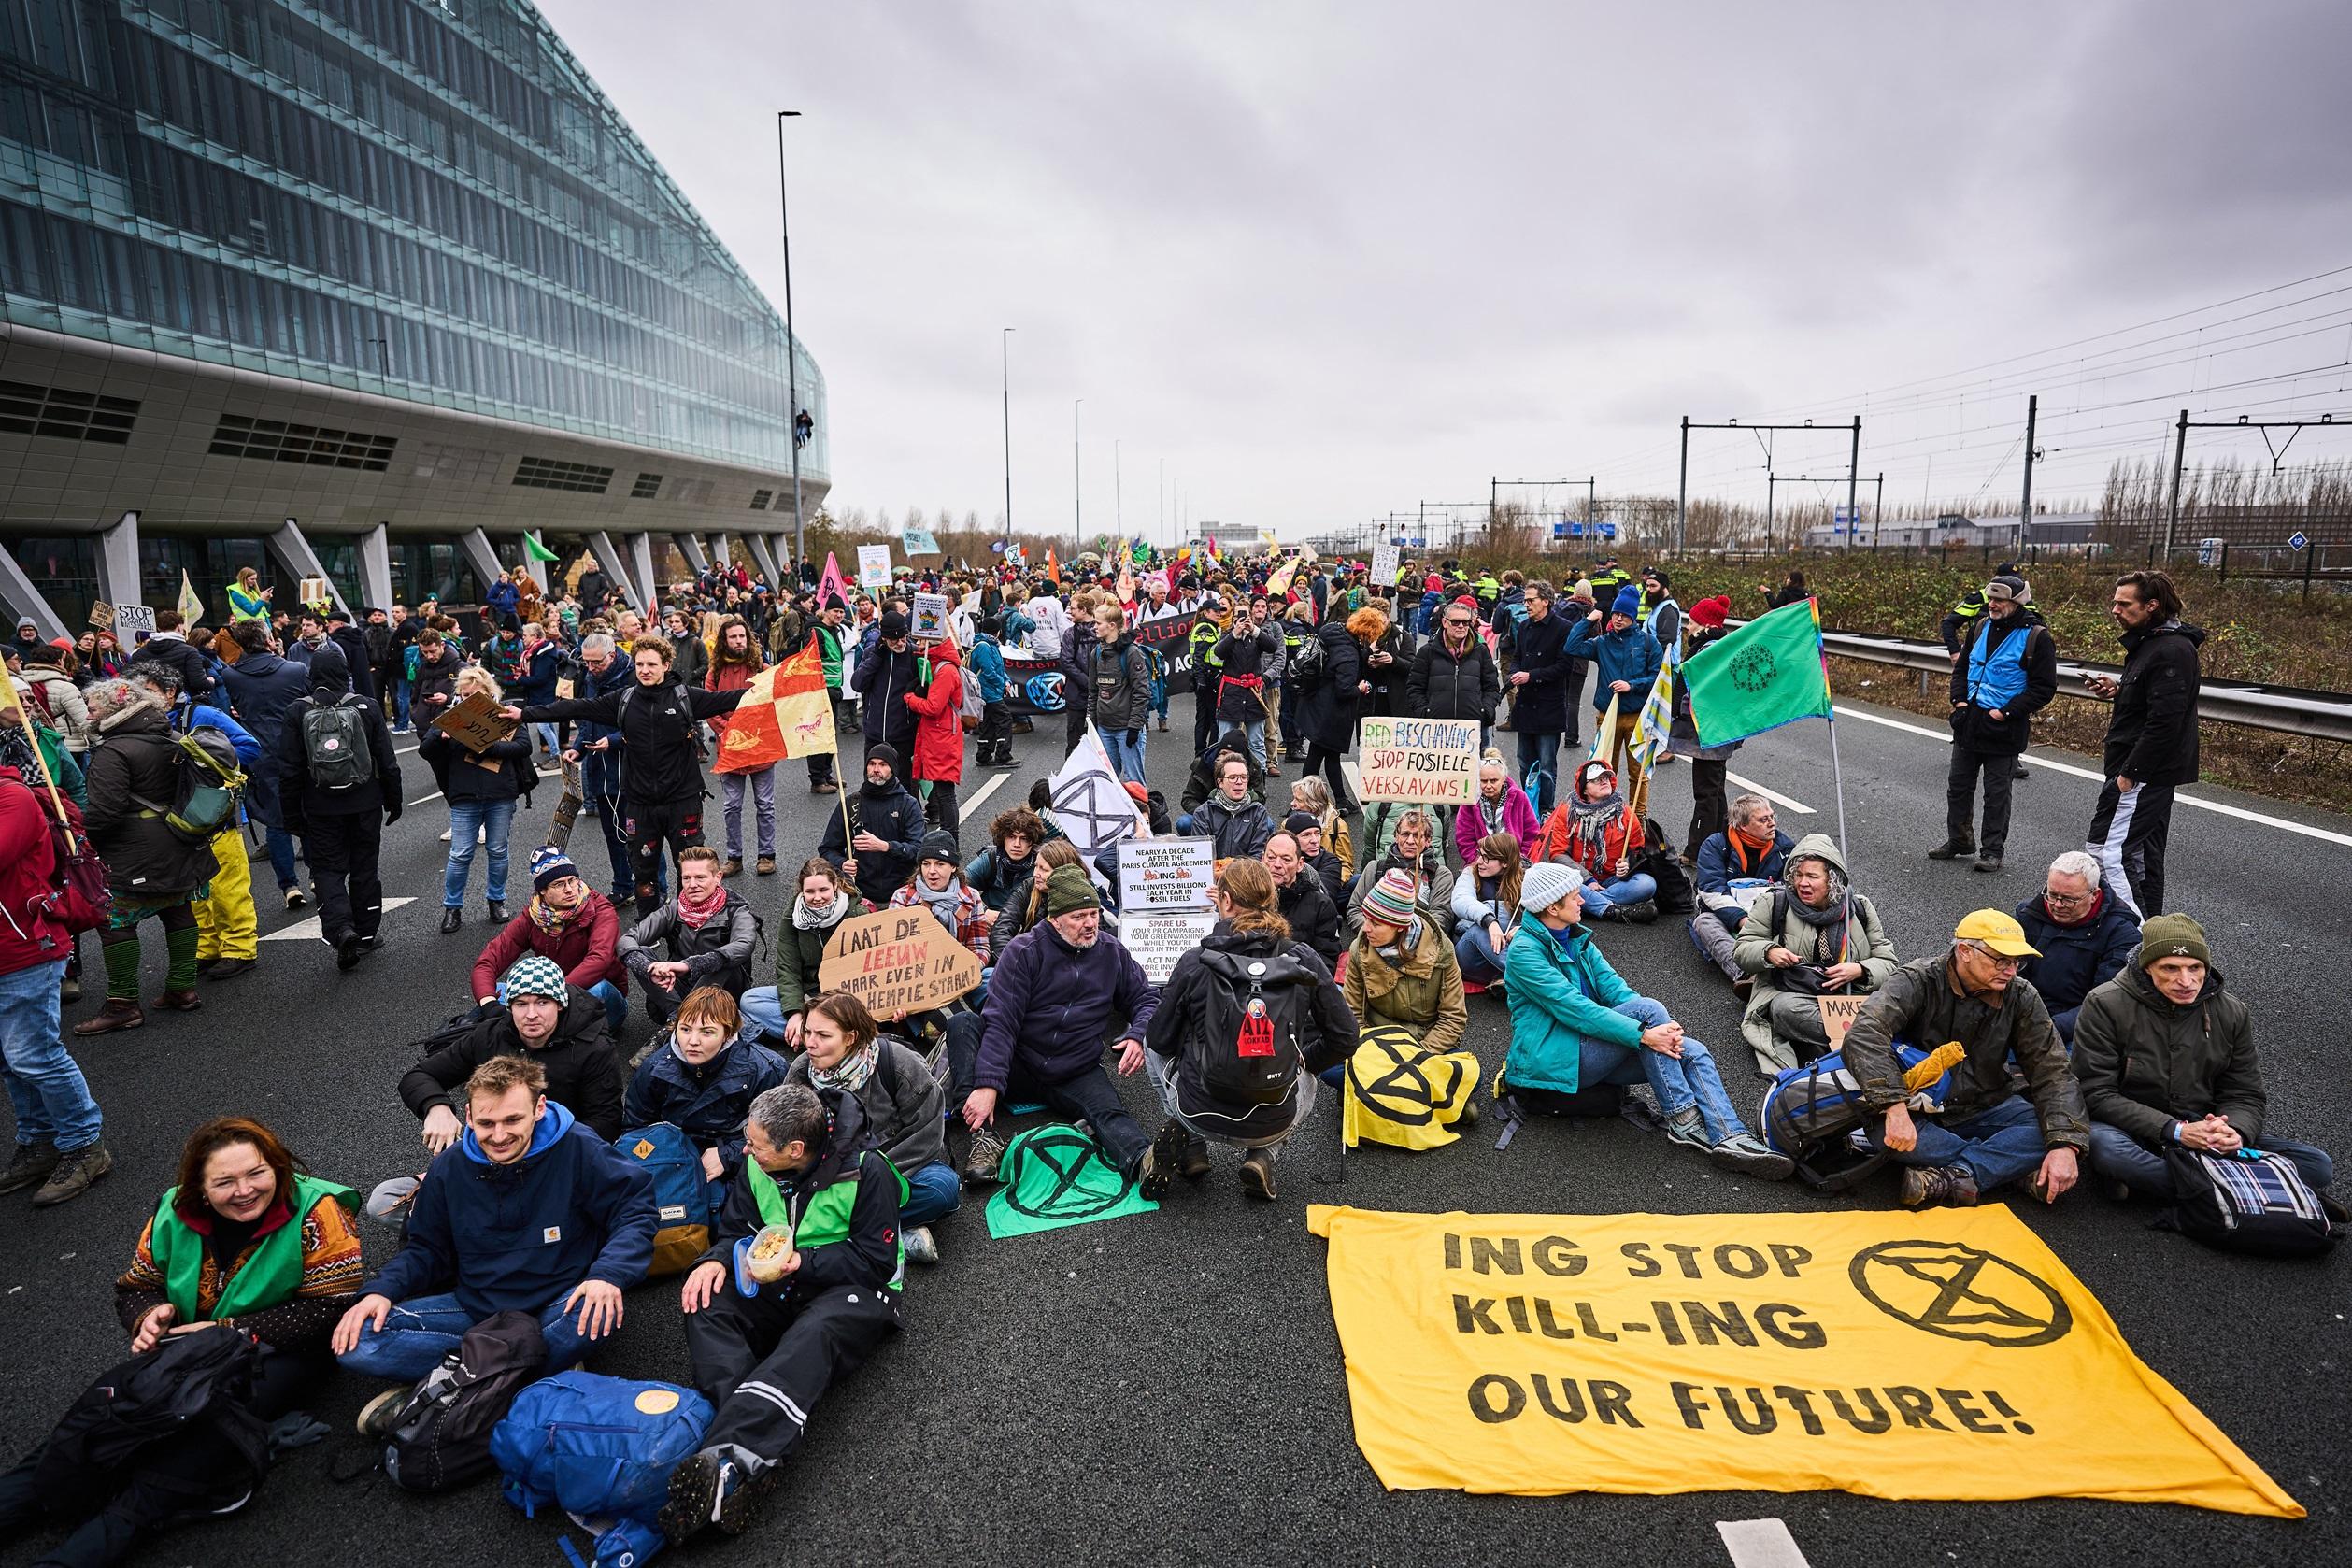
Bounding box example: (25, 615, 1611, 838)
(1357, 716, 1481, 805)
(820, 907, 980, 1017)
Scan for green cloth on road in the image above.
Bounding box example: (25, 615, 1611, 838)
(1680, 597, 1832, 748)
(984, 1123, 1158, 1239)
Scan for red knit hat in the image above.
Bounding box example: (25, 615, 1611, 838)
(1689, 595, 1732, 629)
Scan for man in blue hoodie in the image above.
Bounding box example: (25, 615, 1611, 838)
(1561, 585, 1663, 777)
(333, 1048, 656, 1395)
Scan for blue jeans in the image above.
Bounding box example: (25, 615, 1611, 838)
(1865, 1095, 2048, 1192)
(1456, 924, 1506, 983)
(1101, 726, 1147, 784)
(1516, 730, 1560, 814)
(738, 985, 787, 1042)
(0, 959, 101, 1154)
(336, 1290, 592, 1384)
(587, 979, 626, 1033)
(530, 721, 560, 759)
(901, 1160, 962, 1227)
(265, 824, 301, 891)
(1582, 873, 1659, 909)
(443, 797, 517, 906)
(2088, 1122, 2334, 1199)
(392, 677, 412, 729)
(1595, 997, 1748, 1143)
(1240, 718, 1268, 769)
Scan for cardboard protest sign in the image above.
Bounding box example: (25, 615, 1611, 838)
(1306, 1204, 2302, 1516)
(111, 604, 156, 641)
(430, 691, 519, 754)
(856, 544, 893, 589)
(820, 906, 980, 1016)
(1372, 543, 1400, 585)
(1117, 837, 1214, 914)
(1119, 910, 1219, 983)
(912, 592, 949, 641)
(1357, 716, 1480, 805)
(1817, 993, 1869, 1050)
(87, 601, 114, 631)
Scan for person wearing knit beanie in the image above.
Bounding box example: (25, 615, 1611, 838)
(1561, 575, 1668, 775)
(1608, 584, 1643, 622)
(2134, 912, 2209, 971)
(1518, 860, 1579, 917)
(1045, 862, 1100, 919)
(531, 845, 579, 893)
(501, 952, 569, 1007)
(1687, 595, 1732, 630)
(1359, 866, 1420, 933)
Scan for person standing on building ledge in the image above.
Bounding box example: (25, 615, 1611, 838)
(2078, 570, 2201, 920)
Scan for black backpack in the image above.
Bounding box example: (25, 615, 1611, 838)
(1189, 948, 1315, 1106)
(1287, 631, 1327, 691)
(382, 1309, 549, 1492)
(301, 696, 374, 791)
(33, 1323, 270, 1520)
(2158, 1147, 2337, 1259)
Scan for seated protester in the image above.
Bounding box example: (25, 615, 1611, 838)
(1689, 792, 1794, 982)
(953, 864, 1161, 1182)
(962, 805, 1044, 961)
(1357, 795, 1442, 871)
(2014, 849, 2140, 1045)
(473, 847, 627, 1032)
(891, 831, 991, 960)
(619, 846, 760, 1031)
(2073, 915, 2339, 1209)
(1840, 910, 2089, 1209)
(1285, 809, 1347, 905)
(1501, 862, 1790, 1176)
(1345, 806, 1456, 940)
(1287, 775, 1353, 885)
(664, 1083, 901, 1541)
(741, 858, 870, 1048)
(1178, 728, 1266, 817)
(785, 991, 956, 1262)
(625, 986, 789, 1185)
(1178, 749, 1276, 858)
(3, 1119, 364, 1566)
(1450, 832, 1525, 991)
(1536, 759, 1656, 922)
(335, 1053, 657, 1404)
(1138, 859, 1357, 1203)
(400, 955, 625, 1146)
(1730, 834, 1900, 1073)
(818, 743, 926, 909)
(1453, 751, 1542, 867)
(989, 837, 1083, 961)
(1262, 830, 1343, 967)
(1342, 868, 1470, 1065)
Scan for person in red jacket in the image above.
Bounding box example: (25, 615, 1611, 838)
(471, 848, 627, 1031)
(904, 636, 966, 839)
(0, 730, 111, 1206)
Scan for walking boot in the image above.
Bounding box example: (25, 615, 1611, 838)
(71, 999, 144, 1035)
(1925, 837, 1974, 861)
(151, 988, 204, 1012)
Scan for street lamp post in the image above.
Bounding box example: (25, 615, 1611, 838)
(776, 110, 805, 579)
(1073, 398, 1084, 560)
(1001, 328, 1015, 543)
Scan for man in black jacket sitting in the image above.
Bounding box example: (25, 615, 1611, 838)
(618, 847, 761, 1029)
(1263, 831, 1343, 966)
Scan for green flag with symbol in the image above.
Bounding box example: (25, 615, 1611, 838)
(1680, 597, 1831, 748)
(984, 1123, 1158, 1239)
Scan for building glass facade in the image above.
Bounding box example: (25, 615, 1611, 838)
(0, 0, 824, 481)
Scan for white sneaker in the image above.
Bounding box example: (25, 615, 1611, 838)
(438, 828, 451, 843)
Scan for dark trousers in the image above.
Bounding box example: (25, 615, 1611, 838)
(1682, 757, 1728, 861)
(947, 1019, 1149, 1175)
(923, 778, 959, 840)
(1303, 742, 1357, 814)
(1192, 688, 1219, 756)
(686, 1284, 899, 1474)
(2087, 778, 2176, 919)
(1946, 746, 2017, 857)
(624, 797, 704, 918)
(304, 808, 383, 943)
(976, 699, 1011, 760)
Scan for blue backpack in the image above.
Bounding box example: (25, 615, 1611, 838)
(492, 1371, 714, 1568)
(611, 1123, 712, 1277)
(1758, 1043, 1949, 1193)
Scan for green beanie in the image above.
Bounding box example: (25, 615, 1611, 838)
(1045, 862, 1101, 919)
(2136, 913, 2210, 970)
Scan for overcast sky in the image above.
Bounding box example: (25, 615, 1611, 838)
(547, 0, 2352, 541)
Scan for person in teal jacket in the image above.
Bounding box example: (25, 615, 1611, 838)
(1500, 861, 1789, 1177)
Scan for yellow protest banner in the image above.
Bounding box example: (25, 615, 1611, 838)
(1305, 1204, 2301, 1517)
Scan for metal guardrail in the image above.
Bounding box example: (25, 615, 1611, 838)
(1808, 627, 2352, 743)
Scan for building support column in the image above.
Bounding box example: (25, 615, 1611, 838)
(459, 528, 506, 608)
(264, 518, 350, 617)
(673, 533, 709, 576)
(95, 510, 141, 612)
(0, 546, 67, 640)
(357, 522, 393, 612)
(746, 534, 781, 588)
(587, 531, 644, 614)
(625, 532, 659, 613)
(711, 531, 735, 574)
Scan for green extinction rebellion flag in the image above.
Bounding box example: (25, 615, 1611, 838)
(984, 1123, 1158, 1239)
(523, 532, 559, 563)
(1681, 597, 1832, 748)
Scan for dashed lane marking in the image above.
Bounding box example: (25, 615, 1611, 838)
(261, 897, 419, 942)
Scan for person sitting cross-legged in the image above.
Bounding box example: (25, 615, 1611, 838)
(1500, 862, 1790, 1176)
(1344, 807, 1456, 940)
(2013, 849, 2139, 1046)
(620, 846, 759, 1032)
(1841, 909, 2088, 1209)
(1178, 748, 1275, 858)
(739, 858, 872, 1048)
(663, 1082, 903, 1541)
(1730, 833, 1898, 1072)
(1334, 867, 1469, 1080)
(1262, 830, 1344, 968)
(2072, 914, 2341, 1214)
(625, 985, 789, 1190)
(397, 955, 625, 1164)
(335, 1054, 656, 1422)
(1535, 759, 1656, 922)
(785, 991, 959, 1263)
(1687, 792, 1793, 984)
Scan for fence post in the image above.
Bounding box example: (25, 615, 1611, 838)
(2305, 541, 2316, 602)
(2218, 540, 2227, 584)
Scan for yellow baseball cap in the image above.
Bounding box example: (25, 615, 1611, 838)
(1955, 908, 2041, 957)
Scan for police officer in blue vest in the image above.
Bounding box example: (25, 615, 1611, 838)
(1932, 575, 2055, 875)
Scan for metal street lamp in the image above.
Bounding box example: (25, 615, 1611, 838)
(777, 109, 805, 578)
(1074, 398, 1084, 558)
(1002, 328, 1015, 542)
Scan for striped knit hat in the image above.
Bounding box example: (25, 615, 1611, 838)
(1361, 867, 1420, 930)
(501, 954, 569, 1006)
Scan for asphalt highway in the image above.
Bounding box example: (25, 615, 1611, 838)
(1, 692, 2343, 1568)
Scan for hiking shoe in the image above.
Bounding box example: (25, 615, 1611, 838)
(2013, 763, 2031, 779)
(1457, 1096, 1481, 1128)
(1926, 839, 1974, 861)
(1620, 899, 1659, 925)
(0, 1139, 58, 1195)
(962, 1126, 1005, 1185)
(1899, 1163, 1980, 1209)
(756, 856, 777, 876)
(32, 1142, 111, 1207)
(336, 934, 365, 971)
(356, 1387, 410, 1441)
(284, 886, 306, 909)
(1140, 1119, 1191, 1201)
(716, 1461, 777, 1536)
(1709, 1133, 1795, 1180)
(1176, 1134, 1212, 1181)
(205, 957, 256, 980)
(150, 989, 202, 1012)
(486, 901, 508, 923)
(71, 999, 144, 1036)
(903, 1224, 940, 1264)
(1239, 1146, 1279, 1202)
(1972, 856, 2003, 874)
(2103, 1178, 2132, 1203)
(59, 971, 78, 1002)
(439, 906, 463, 934)
(660, 1450, 726, 1542)
(195, 956, 220, 975)
(1663, 1108, 1710, 1151)
(721, 858, 744, 878)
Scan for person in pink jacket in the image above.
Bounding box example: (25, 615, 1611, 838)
(1454, 752, 1541, 866)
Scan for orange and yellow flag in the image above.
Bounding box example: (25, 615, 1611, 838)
(715, 638, 837, 774)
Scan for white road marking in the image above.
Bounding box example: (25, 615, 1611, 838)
(410, 791, 442, 805)
(1723, 771, 1816, 816)
(959, 769, 1012, 820)
(1717, 1518, 1810, 1568)
(262, 897, 418, 942)
(1829, 704, 2352, 848)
